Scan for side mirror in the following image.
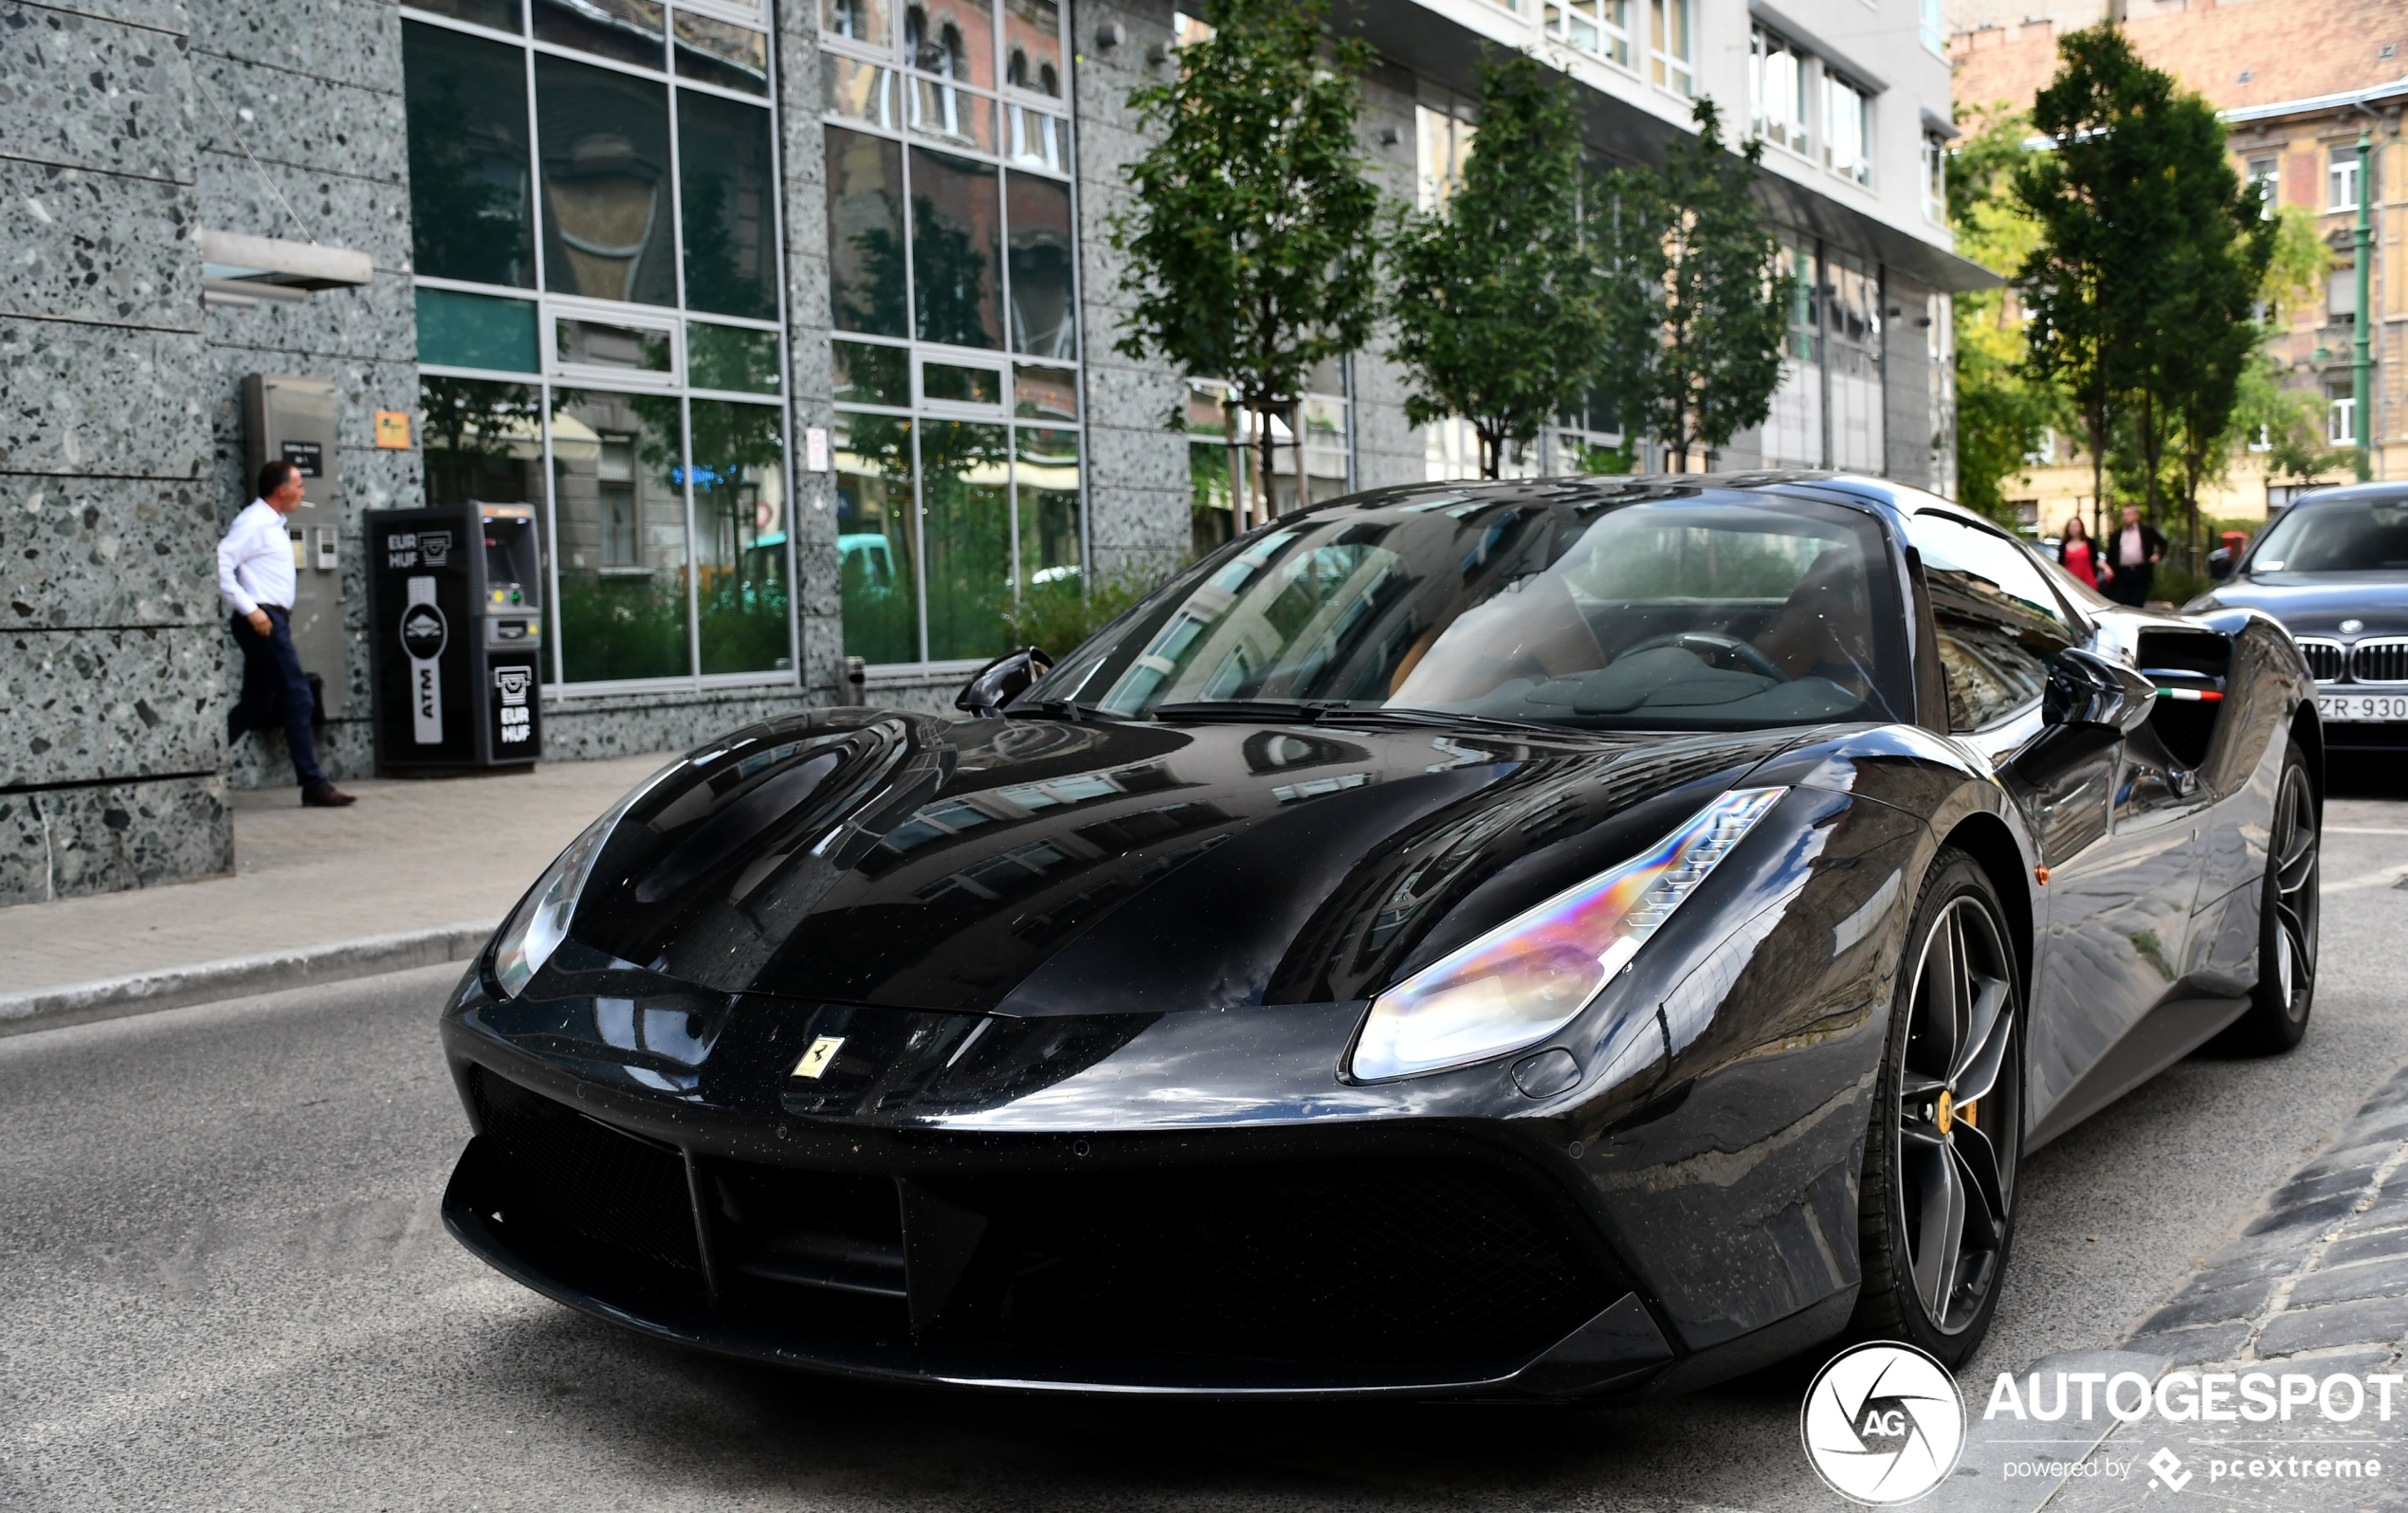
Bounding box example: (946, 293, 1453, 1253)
(956, 647, 1053, 717)
(2207, 547, 2234, 581)
(2042, 647, 2157, 734)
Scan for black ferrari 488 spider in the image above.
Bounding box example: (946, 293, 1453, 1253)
(441, 473, 2321, 1399)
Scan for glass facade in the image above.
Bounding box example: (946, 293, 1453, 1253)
(823, 0, 1082, 667)
(403, 0, 791, 688)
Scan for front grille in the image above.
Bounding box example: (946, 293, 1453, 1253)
(2297, 637, 2345, 682)
(469, 1068, 702, 1277)
(2351, 637, 2408, 684)
(989, 1164, 1611, 1366)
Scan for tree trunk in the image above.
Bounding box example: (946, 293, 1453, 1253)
(1291, 398, 1309, 508)
(1223, 395, 1243, 542)
(1255, 401, 1278, 525)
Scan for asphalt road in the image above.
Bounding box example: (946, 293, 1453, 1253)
(5, 778, 2407, 1513)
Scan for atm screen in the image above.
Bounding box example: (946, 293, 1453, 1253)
(479, 510, 540, 611)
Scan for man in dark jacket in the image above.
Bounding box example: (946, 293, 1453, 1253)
(2104, 504, 2167, 606)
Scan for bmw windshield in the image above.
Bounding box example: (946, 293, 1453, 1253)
(1024, 489, 1912, 731)
(2250, 500, 2408, 574)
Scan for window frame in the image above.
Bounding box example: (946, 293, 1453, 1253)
(2329, 152, 2362, 214)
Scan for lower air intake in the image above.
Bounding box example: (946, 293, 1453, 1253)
(469, 1068, 702, 1278)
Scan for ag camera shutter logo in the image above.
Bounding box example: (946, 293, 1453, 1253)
(1801, 1341, 1966, 1504)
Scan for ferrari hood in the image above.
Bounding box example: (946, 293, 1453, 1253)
(557, 707, 1800, 1015)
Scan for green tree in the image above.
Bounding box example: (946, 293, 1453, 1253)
(1595, 101, 1793, 470)
(1946, 105, 2059, 525)
(1387, 50, 1600, 479)
(1111, 0, 1380, 523)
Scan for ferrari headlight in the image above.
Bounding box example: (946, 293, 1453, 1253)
(1348, 787, 1786, 1082)
(491, 759, 680, 997)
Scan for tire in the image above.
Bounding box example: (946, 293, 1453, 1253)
(1846, 848, 2025, 1369)
(2215, 740, 2320, 1055)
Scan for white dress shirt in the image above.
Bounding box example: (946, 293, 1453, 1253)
(217, 499, 297, 616)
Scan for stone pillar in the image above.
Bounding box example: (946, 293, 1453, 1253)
(1, 1, 232, 902)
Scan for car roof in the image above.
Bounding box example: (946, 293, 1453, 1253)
(2281, 483, 2408, 509)
(1304, 470, 1951, 531)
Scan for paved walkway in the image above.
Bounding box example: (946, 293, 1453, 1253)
(0, 756, 667, 998)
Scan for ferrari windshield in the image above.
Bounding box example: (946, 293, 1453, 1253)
(1024, 490, 1911, 730)
(2251, 500, 2408, 574)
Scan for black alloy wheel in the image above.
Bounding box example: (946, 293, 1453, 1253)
(2217, 741, 2320, 1053)
(1850, 848, 2023, 1366)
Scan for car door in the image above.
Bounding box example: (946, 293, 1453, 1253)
(1906, 513, 2204, 1135)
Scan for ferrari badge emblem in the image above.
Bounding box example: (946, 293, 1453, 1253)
(794, 1036, 845, 1080)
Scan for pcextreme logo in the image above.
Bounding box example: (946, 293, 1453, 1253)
(1801, 1342, 1965, 1504)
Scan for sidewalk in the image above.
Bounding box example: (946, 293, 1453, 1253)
(0, 754, 668, 1022)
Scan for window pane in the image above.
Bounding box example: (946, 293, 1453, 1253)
(907, 78, 996, 153)
(532, 0, 664, 68)
(421, 377, 543, 506)
(677, 90, 778, 319)
(1003, 102, 1063, 172)
(825, 0, 891, 48)
(1005, 170, 1073, 357)
(1001, 0, 1062, 95)
(921, 419, 1011, 659)
(673, 12, 769, 95)
(416, 286, 538, 372)
(835, 339, 909, 405)
(907, 0, 994, 85)
(412, 0, 520, 31)
(924, 360, 1000, 404)
(1015, 426, 1079, 597)
(536, 54, 677, 305)
(1013, 363, 1075, 419)
(910, 147, 1003, 349)
(827, 126, 908, 336)
(690, 322, 782, 393)
(824, 53, 895, 129)
(402, 22, 536, 287)
(552, 392, 691, 681)
(691, 398, 791, 673)
(556, 315, 671, 372)
(835, 412, 920, 663)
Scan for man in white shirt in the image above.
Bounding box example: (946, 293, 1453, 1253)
(218, 461, 354, 806)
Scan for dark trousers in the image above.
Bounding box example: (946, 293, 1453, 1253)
(228, 607, 326, 788)
(2106, 561, 2154, 607)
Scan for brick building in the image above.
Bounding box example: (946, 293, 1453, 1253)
(1948, 0, 2407, 535)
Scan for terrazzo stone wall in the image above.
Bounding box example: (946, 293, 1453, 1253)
(1, 0, 235, 902)
(192, 0, 420, 791)
(775, 0, 848, 711)
(1348, 59, 1428, 495)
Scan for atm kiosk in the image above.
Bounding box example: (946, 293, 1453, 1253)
(364, 501, 544, 769)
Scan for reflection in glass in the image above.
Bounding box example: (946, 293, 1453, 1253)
(403, 22, 536, 288)
(921, 420, 1012, 660)
(924, 361, 1001, 405)
(908, 77, 996, 153)
(556, 316, 672, 372)
(1015, 426, 1079, 596)
(834, 412, 919, 664)
(689, 322, 781, 393)
(1012, 363, 1076, 419)
(421, 377, 543, 506)
(823, 53, 894, 128)
(826, 127, 908, 337)
(910, 147, 1002, 349)
(824, 0, 890, 46)
(413, 0, 521, 32)
(1005, 170, 1073, 357)
(678, 89, 778, 319)
(416, 286, 539, 372)
(673, 11, 768, 95)
(835, 340, 909, 406)
(906, 0, 994, 87)
(532, 0, 664, 67)
(536, 54, 676, 305)
(1001, 0, 1062, 95)
(552, 392, 691, 681)
(1004, 103, 1062, 172)
(691, 398, 791, 673)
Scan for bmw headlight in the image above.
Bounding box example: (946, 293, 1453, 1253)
(1347, 787, 1786, 1082)
(490, 761, 679, 997)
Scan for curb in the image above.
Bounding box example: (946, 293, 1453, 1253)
(0, 920, 500, 1037)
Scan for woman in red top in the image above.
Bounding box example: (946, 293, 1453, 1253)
(2058, 515, 2106, 589)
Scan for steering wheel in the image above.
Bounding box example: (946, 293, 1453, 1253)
(1623, 630, 1790, 682)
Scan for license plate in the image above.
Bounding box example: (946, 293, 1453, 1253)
(2317, 692, 2408, 722)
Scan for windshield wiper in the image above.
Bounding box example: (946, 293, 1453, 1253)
(1147, 700, 1570, 737)
(1011, 698, 1127, 722)
(1316, 705, 1570, 736)
(1149, 700, 1338, 723)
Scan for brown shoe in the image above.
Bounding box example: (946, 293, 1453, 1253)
(302, 782, 357, 808)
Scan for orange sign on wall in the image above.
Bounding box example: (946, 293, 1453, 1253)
(374, 410, 410, 448)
